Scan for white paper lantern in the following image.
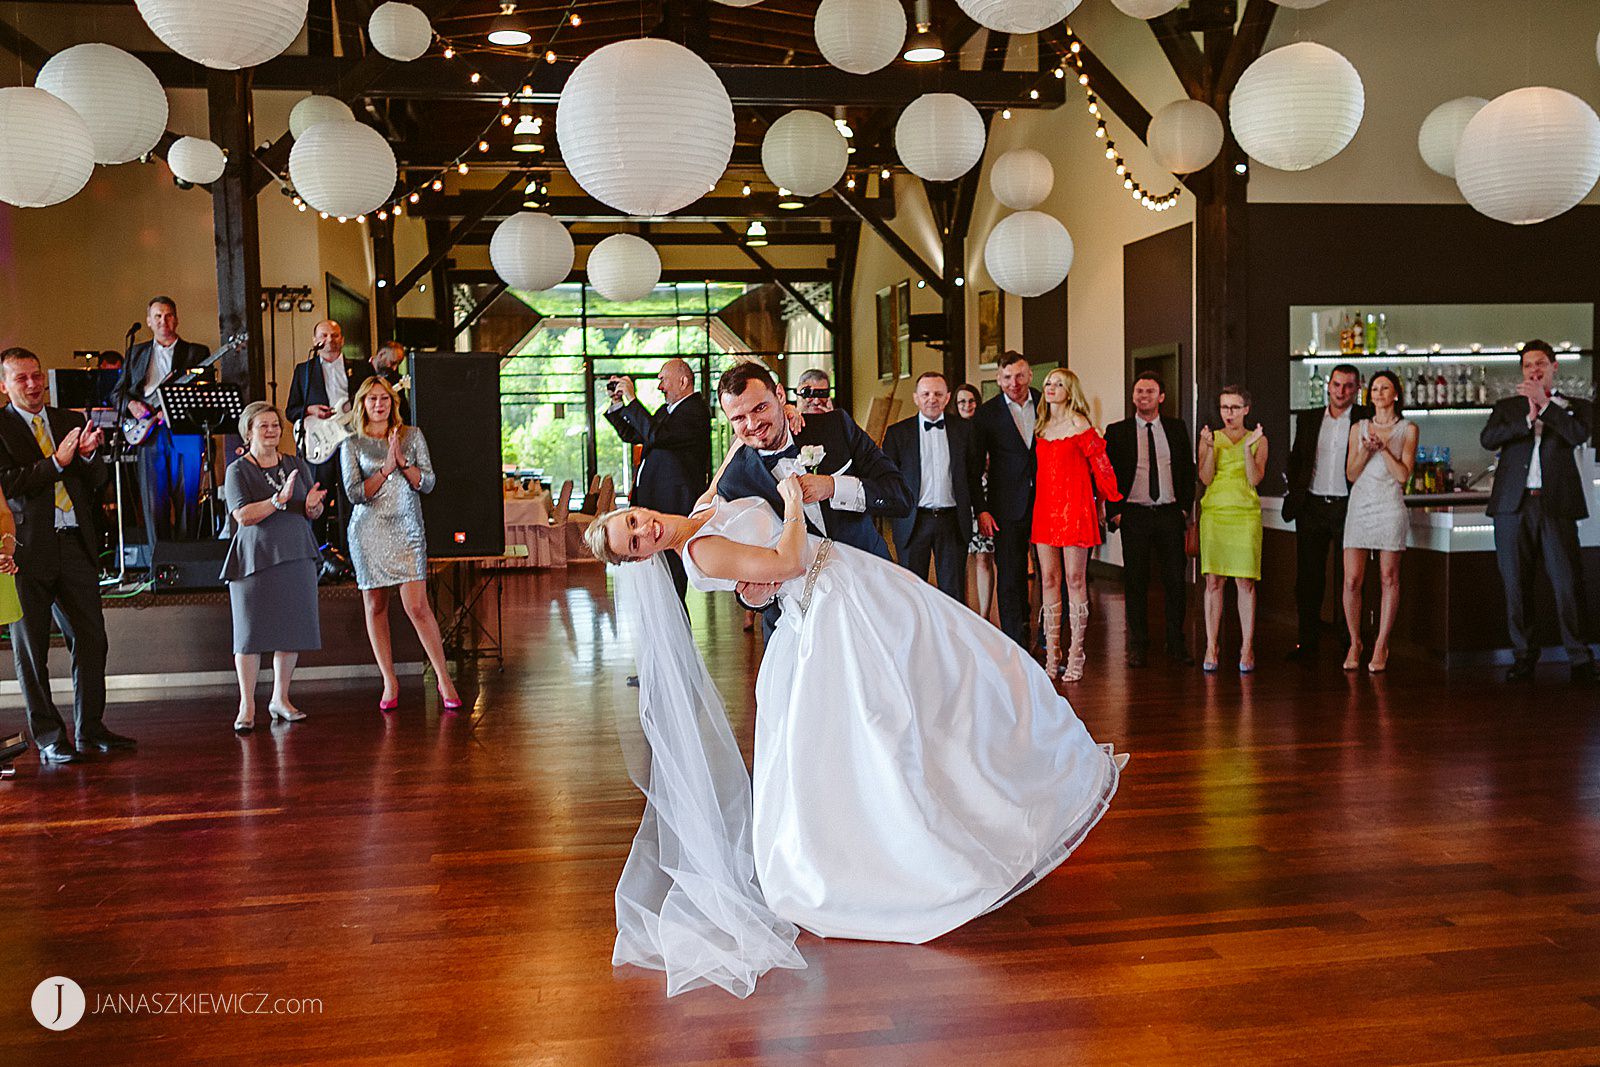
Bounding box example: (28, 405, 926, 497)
(167, 136, 227, 185)
(814, 0, 906, 75)
(368, 2, 432, 62)
(1148, 98, 1225, 174)
(1229, 41, 1364, 172)
(1456, 87, 1600, 226)
(0, 87, 94, 208)
(556, 39, 734, 217)
(985, 211, 1074, 298)
(35, 44, 168, 165)
(289, 119, 397, 218)
(989, 148, 1053, 210)
(490, 213, 574, 292)
(587, 234, 661, 304)
(956, 0, 1081, 34)
(761, 111, 848, 198)
(1417, 96, 1488, 179)
(1109, 0, 1181, 17)
(1269, 0, 1332, 7)
(712, 0, 763, 5)
(134, 0, 308, 71)
(289, 95, 355, 139)
(896, 93, 986, 182)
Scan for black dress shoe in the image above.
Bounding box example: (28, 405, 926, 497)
(1505, 658, 1537, 683)
(626, 675, 640, 688)
(38, 743, 80, 764)
(81, 728, 137, 752)
(1168, 647, 1196, 667)
(1284, 644, 1318, 662)
(1126, 648, 1148, 668)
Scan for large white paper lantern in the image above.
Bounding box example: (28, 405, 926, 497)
(1110, 0, 1181, 16)
(289, 119, 397, 218)
(587, 234, 661, 304)
(1417, 96, 1487, 179)
(556, 39, 734, 217)
(761, 111, 848, 197)
(0, 87, 94, 208)
(1229, 41, 1363, 172)
(490, 213, 574, 292)
(1455, 87, 1600, 226)
(134, 0, 309, 71)
(712, 0, 763, 5)
(35, 44, 168, 165)
(814, 0, 906, 75)
(989, 148, 1053, 210)
(368, 2, 432, 62)
(896, 93, 985, 182)
(167, 136, 227, 185)
(956, 0, 1082, 34)
(289, 95, 355, 139)
(985, 211, 1074, 298)
(1148, 98, 1225, 174)
(1269, 0, 1332, 7)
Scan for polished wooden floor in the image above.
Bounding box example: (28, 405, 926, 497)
(4, 566, 1599, 1065)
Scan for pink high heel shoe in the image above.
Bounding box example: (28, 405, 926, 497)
(438, 686, 462, 712)
(378, 696, 399, 712)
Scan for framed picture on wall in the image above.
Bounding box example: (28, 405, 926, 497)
(978, 289, 1003, 368)
(895, 280, 912, 379)
(875, 285, 898, 380)
(326, 274, 371, 368)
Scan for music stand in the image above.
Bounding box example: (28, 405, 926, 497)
(159, 382, 245, 540)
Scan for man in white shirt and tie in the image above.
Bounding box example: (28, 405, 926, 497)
(286, 320, 370, 554)
(974, 352, 1042, 648)
(884, 372, 981, 600)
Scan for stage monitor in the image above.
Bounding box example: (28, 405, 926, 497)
(411, 351, 505, 559)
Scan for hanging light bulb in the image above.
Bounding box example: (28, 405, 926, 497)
(443, 45, 455, 59)
(487, 3, 532, 46)
(458, 161, 470, 174)
(431, 179, 444, 191)
(745, 219, 768, 246)
(511, 114, 543, 153)
(904, 0, 944, 63)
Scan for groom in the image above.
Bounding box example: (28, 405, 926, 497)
(714, 361, 911, 634)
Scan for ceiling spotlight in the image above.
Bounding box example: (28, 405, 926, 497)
(833, 107, 853, 139)
(904, 0, 944, 63)
(298, 297, 315, 312)
(276, 297, 294, 312)
(745, 220, 768, 247)
(778, 189, 804, 209)
(512, 114, 544, 153)
(487, 3, 532, 46)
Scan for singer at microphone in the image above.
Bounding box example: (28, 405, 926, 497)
(285, 319, 369, 555)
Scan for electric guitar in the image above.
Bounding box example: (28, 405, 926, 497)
(301, 409, 357, 464)
(120, 332, 249, 446)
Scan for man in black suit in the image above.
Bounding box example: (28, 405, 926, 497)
(285, 319, 369, 551)
(714, 361, 910, 636)
(1481, 340, 1596, 685)
(973, 351, 1040, 649)
(1282, 363, 1371, 660)
(1106, 371, 1196, 667)
(883, 371, 980, 600)
(603, 357, 712, 601)
(0, 348, 131, 764)
(113, 296, 211, 545)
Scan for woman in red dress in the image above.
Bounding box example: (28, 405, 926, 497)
(1032, 368, 1122, 682)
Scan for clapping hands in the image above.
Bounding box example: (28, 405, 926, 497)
(305, 480, 327, 513)
(385, 427, 405, 472)
(1245, 425, 1266, 450)
(274, 468, 299, 508)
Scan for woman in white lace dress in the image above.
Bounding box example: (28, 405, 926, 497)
(1341, 370, 1419, 673)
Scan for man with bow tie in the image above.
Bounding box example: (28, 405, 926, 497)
(1481, 339, 1597, 686)
(883, 372, 980, 600)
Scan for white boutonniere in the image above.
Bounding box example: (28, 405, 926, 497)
(796, 444, 826, 473)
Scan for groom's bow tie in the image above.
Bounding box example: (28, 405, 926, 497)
(759, 443, 801, 470)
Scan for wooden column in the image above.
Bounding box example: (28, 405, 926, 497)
(207, 69, 266, 399)
(1192, 148, 1249, 409)
(832, 220, 860, 415)
(426, 220, 454, 347)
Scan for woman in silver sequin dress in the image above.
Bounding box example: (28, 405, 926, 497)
(341, 377, 462, 711)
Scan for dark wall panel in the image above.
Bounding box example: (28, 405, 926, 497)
(1124, 223, 1194, 424)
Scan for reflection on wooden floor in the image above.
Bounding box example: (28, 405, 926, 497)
(4, 566, 1599, 1065)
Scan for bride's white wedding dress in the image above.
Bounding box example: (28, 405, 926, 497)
(611, 497, 1122, 996)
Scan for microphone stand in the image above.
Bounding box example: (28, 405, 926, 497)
(105, 324, 143, 590)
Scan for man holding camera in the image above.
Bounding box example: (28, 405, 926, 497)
(603, 358, 712, 601)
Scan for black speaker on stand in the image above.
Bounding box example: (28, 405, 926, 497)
(411, 351, 505, 558)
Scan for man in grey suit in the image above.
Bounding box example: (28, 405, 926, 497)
(1480, 340, 1596, 685)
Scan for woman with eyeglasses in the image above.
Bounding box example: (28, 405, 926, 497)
(954, 383, 997, 624)
(1197, 386, 1268, 673)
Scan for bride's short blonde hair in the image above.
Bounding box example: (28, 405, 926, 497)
(584, 506, 638, 565)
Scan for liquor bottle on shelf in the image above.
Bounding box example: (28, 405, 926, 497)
(1339, 316, 1350, 355)
(1441, 447, 1454, 492)
(1351, 312, 1365, 354)
(1415, 366, 1431, 407)
(1434, 366, 1449, 407)
(1306, 369, 1324, 408)
(1477, 365, 1489, 405)
(1365, 314, 1379, 355)
(1377, 313, 1390, 353)
(1457, 365, 1471, 405)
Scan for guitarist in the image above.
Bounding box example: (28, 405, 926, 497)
(113, 296, 211, 545)
(286, 319, 370, 553)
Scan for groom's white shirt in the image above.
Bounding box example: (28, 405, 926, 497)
(759, 427, 866, 534)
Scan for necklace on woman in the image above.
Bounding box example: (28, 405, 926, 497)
(250, 452, 287, 493)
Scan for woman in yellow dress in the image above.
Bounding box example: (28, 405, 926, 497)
(1197, 385, 1268, 674)
(0, 486, 22, 626)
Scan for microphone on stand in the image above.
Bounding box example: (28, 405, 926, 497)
(125, 322, 143, 342)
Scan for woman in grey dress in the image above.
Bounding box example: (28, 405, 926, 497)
(223, 402, 327, 733)
(341, 377, 462, 711)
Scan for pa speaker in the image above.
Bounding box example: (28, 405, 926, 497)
(151, 539, 230, 590)
(411, 351, 504, 559)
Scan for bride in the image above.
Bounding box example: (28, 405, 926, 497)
(586, 459, 1123, 997)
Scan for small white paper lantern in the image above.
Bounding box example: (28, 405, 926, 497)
(556, 38, 734, 217)
(0, 87, 94, 208)
(289, 95, 355, 139)
(1148, 98, 1225, 174)
(1109, 0, 1181, 17)
(761, 111, 848, 197)
(35, 44, 168, 165)
(985, 211, 1074, 298)
(167, 136, 227, 185)
(490, 212, 574, 292)
(1455, 87, 1600, 226)
(956, 0, 1082, 34)
(1269, 0, 1332, 7)
(587, 234, 661, 304)
(896, 93, 985, 182)
(989, 148, 1053, 210)
(814, 0, 906, 75)
(368, 2, 432, 62)
(1229, 41, 1364, 172)
(134, 0, 309, 71)
(1417, 96, 1488, 179)
(289, 119, 397, 218)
